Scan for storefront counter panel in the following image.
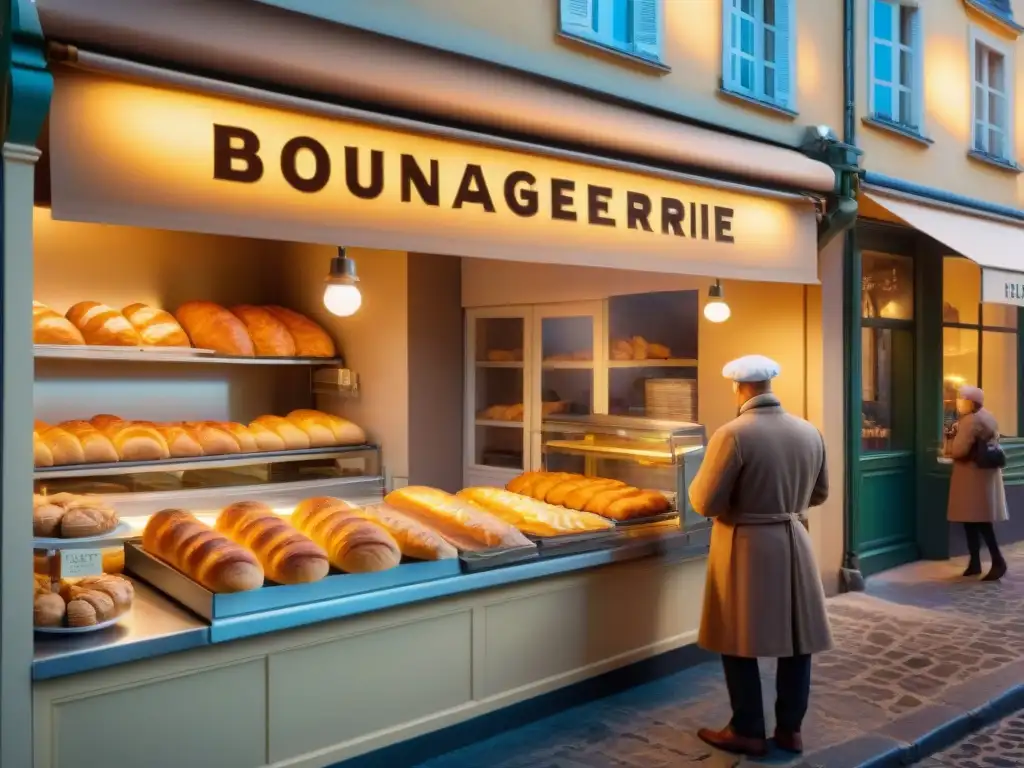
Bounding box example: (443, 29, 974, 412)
(32, 543, 707, 768)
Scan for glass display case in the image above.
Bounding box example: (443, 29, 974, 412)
(540, 415, 706, 528)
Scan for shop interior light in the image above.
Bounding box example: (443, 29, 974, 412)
(703, 279, 731, 323)
(323, 247, 362, 317)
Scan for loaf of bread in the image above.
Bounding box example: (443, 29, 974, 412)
(384, 486, 533, 551)
(229, 305, 297, 357)
(505, 471, 670, 521)
(89, 415, 171, 461)
(34, 421, 87, 465)
(457, 487, 614, 537)
(67, 574, 134, 613)
(647, 342, 671, 359)
(65, 301, 143, 346)
(143, 508, 264, 592)
(33, 301, 86, 345)
(181, 422, 241, 455)
(263, 306, 336, 357)
(245, 422, 287, 452)
(56, 420, 119, 464)
(291, 497, 402, 572)
(250, 415, 311, 450)
(153, 423, 205, 458)
(357, 503, 458, 561)
(122, 303, 191, 347)
(216, 501, 329, 584)
(34, 431, 54, 467)
(217, 422, 259, 452)
(174, 300, 255, 356)
(285, 409, 367, 447)
(33, 492, 120, 538)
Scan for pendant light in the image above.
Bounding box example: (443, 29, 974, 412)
(703, 279, 731, 323)
(323, 247, 362, 317)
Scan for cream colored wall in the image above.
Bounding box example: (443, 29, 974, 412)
(258, 0, 844, 148)
(857, 1, 1024, 209)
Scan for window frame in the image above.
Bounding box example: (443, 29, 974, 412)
(867, 0, 924, 132)
(970, 25, 1015, 163)
(721, 0, 797, 111)
(558, 0, 666, 67)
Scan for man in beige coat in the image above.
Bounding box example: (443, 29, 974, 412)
(690, 355, 832, 757)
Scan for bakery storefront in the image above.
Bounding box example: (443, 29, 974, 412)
(3, 26, 844, 768)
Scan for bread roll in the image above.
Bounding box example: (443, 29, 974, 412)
(217, 422, 260, 453)
(384, 486, 533, 551)
(34, 432, 54, 468)
(89, 417, 170, 461)
(35, 422, 86, 465)
(154, 424, 205, 458)
(65, 301, 143, 346)
(291, 497, 402, 573)
(181, 422, 241, 455)
(122, 303, 191, 347)
(142, 509, 264, 592)
(65, 598, 99, 627)
(229, 305, 297, 357)
(58, 498, 119, 538)
(357, 503, 458, 561)
(216, 501, 329, 584)
(33, 498, 64, 537)
(61, 585, 117, 622)
(174, 300, 255, 356)
(283, 410, 336, 447)
(611, 339, 633, 361)
(102, 548, 125, 574)
(263, 305, 336, 357)
(34, 593, 66, 627)
(631, 336, 649, 361)
(647, 342, 671, 359)
(250, 415, 310, 450)
(457, 488, 614, 537)
(72, 574, 134, 613)
(56, 420, 119, 464)
(246, 422, 287, 452)
(33, 301, 86, 345)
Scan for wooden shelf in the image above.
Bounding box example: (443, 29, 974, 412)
(34, 345, 342, 367)
(474, 361, 524, 369)
(541, 361, 594, 370)
(474, 420, 524, 429)
(607, 359, 698, 368)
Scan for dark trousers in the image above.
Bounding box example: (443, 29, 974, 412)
(721, 654, 811, 739)
(964, 522, 1004, 565)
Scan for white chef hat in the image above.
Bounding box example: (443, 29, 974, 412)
(722, 354, 781, 383)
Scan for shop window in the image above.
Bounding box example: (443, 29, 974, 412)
(869, 0, 922, 131)
(862, 251, 914, 321)
(942, 255, 1019, 437)
(559, 0, 664, 64)
(722, 0, 795, 110)
(971, 31, 1014, 162)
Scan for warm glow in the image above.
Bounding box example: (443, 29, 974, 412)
(924, 38, 971, 140)
(703, 299, 731, 323)
(323, 283, 363, 317)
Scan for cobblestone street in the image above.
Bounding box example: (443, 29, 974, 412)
(916, 712, 1024, 767)
(415, 544, 1024, 768)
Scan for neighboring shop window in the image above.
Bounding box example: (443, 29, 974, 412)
(861, 252, 914, 452)
(942, 255, 1019, 437)
(559, 0, 664, 63)
(971, 29, 1014, 162)
(722, 0, 795, 110)
(869, 0, 922, 131)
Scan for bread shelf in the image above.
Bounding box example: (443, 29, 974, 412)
(474, 361, 524, 369)
(474, 420, 524, 429)
(607, 359, 698, 368)
(34, 345, 343, 366)
(541, 361, 594, 369)
(34, 445, 376, 480)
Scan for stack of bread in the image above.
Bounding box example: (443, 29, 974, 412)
(33, 492, 119, 538)
(34, 573, 134, 628)
(32, 299, 337, 358)
(610, 337, 672, 361)
(33, 409, 366, 467)
(506, 472, 671, 522)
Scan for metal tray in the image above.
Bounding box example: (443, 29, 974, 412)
(458, 543, 539, 573)
(527, 529, 620, 557)
(125, 542, 461, 621)
(612, 510, 680, 528)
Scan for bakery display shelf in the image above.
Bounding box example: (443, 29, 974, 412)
(541, 361, 594, 370)
(125, 542, 462, 622)
(33, 521, 135, 551)
(612, 510, 680, 528)
(474, 419, 524, 429)
(33, 444, 376, 479)
(474, 361, 524, 369)
(607, 359, 698, 368)
(527, 529, 620, 557)
(34, 344, 343, 367)
(542, 439, 681, 461)
(458, 543, 539, 572)
(34, 613, 126, 635)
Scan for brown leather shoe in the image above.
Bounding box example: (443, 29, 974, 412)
(697, 726, 769, 756)
(773, 728, 804, 754)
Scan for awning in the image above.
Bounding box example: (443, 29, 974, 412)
(864, 189, 1024, 305)
(35, 0, 835, 194)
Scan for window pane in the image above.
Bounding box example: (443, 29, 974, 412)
(989, 127, 1004, 158)
(989, 92, 1005, 130)
(862, 327, 893, 452)
(975, 121, 987, 151)
(988, 50, 1005, 92)
(983, 302, 1018, 329)
(764, 64, 776, 98)
(740, 17, 754, 54)
(982, 331, 1018, 436)
(899, 49, 913, 88)
(874, 83, 893, 118)
(975, 43, 985, 82)
(741, 0, 753, 14)
(899, 5, 914, 45)
(943, 327, 979, 425)
(764, 28, 776, 63)
(874, 42, 893, 82)
(899, 89, 912, 124)
(764, 0, 775, 26)
(740, 57, 754, 89)
(874, 0, 893, 41)
(943, 256, 980, 326)
(611, 0, 630, 45)
(862, 251, 914, 320)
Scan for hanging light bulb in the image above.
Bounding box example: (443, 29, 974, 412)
(323, 247, 362, 317)
(703, 279, 731, 323)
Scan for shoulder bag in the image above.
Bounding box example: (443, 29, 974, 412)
(973, 437, 1007, 470)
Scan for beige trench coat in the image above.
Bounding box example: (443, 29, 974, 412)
(689, 393, 833, 659)
(947, 408, 1008, 524)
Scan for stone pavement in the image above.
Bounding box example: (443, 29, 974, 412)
(916, 711, 1024, 767)
(414, 543, 1024, 768)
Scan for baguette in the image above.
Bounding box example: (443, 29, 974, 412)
(357, 503, 458, 561)
(142, 508, 264, 592)
(503, 471, 666, 521)
(250, 415, 310, 450)
(457, 487, 614, 537)
(216, 501, 329, 584)
(229, 305, 296, 357)
(384, 486, 533, 551)
(174, 300, 255, 356)
(287, 409, 366, 445)
(65, 301, 143, 346)
(35, 421, 86, 465)
(121, 303, 191, 347)
(56, 420, 119, 464)
(33, 301, 86, 345)
(291, 497, 402, 572)
(262, 305, 336, 357)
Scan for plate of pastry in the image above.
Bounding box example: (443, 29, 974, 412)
(33, 520, 134, 549)
(33, 573, 134, 632)
(34, 614, 125, 634)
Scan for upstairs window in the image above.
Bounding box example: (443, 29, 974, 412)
(972, 34, 1013, 161)
(869, 0, 922, 130)
(722, 0, 795, 110)
(559, 0, 664, 64)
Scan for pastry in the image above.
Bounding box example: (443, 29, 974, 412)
(180, 422, 241, 455)
(291, 497, 402, 572)
(55, 420, 119, 464)
(250, 415, 311, 450)
(283, 409, 337, 447)
(262, 305, 336, 357)
(611, 339, 633, 360)
(647, 342, 671, 359)
(35, 421, 87, 465)
(631, 336, 649, 361)
(216, 501, 329, 584)
(174, 300, 255, 356)
(142, 508, 264, 592)
(356, 503, 458, 561)
(217, 422, 260, 452)
(458, 487, 614, 536)
(33, 301, 86, 345)
(229, 305, 297, 357)
(65, 301, 143, 346)
(33, 492, 120, 538)
(61, 585, 117, 622)
(121, 303, 191, 347)
(71, 574, 135, 613)
(34, 592, 66, 627)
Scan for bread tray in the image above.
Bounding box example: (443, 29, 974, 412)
(33, 521, 135, 550)
(527, 529, 621, 557)
(458, 543, 539, 573)
(125, 542, 461, 621)
(612, 510, 680, 528)
(34, 613, 125, 634)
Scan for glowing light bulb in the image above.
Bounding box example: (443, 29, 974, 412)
(323, 283, 362, 317)
(703, 300, 731, 323)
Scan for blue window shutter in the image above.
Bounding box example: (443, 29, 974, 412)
(722, 0, 740, 91)
(910, 7, 923, 127)
(774, 0, 794, 108)
(632, 0, 663, 61)
(560, 0, 595, 38)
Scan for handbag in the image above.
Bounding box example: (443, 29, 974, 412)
(973, 438, 1007, 469)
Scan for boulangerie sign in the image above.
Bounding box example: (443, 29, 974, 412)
(49, 70, 819, 282)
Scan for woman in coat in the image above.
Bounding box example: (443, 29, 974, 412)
(946, 385, 1008, 581)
